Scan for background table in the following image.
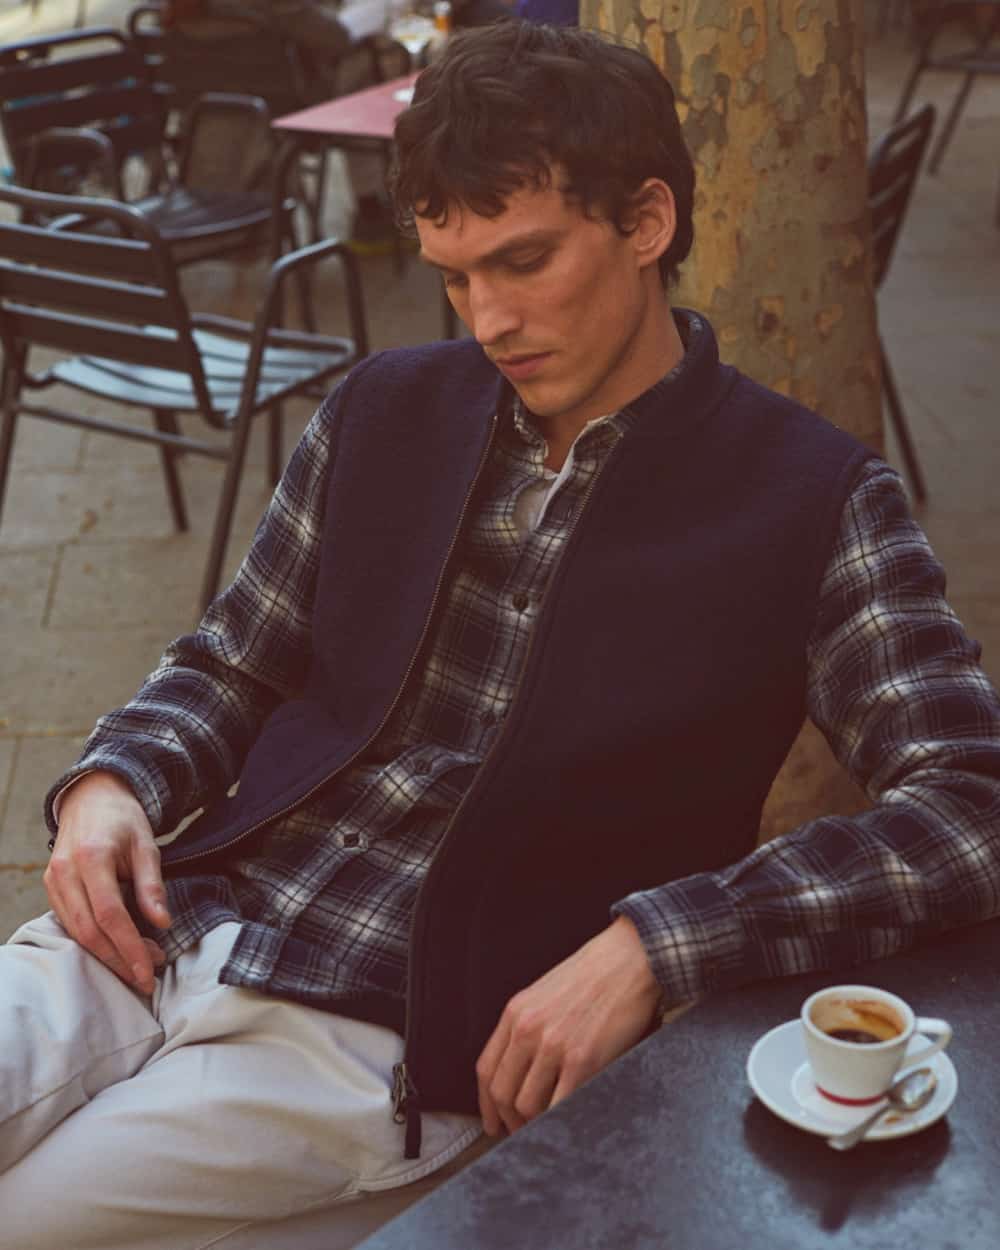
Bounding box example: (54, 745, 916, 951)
(273, 73, 419, 146)
(358, 916, 1000, 1250)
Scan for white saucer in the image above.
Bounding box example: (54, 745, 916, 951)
(746, 1019, 957, 1141)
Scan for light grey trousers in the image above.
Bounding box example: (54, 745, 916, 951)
(0, 917, 486, 1250)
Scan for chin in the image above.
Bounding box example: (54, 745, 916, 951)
(511, 381, 573, 418)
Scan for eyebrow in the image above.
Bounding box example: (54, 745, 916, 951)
(419, 228, 563, 273)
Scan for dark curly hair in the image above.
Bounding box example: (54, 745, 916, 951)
(390, 21, 695, 288)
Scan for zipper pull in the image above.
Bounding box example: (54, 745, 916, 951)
(391, 1061, 423, 1159)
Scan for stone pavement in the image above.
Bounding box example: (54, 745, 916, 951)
(1, 3, 999, 936)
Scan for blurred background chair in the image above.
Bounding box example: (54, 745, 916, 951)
(127, 2, 404, 245)
(868, 101, 937, 503)
(893, 0, 1000, 191)
(0, 26, 303, 268)
(1, 26, 170, 198)
(0, 25, 321, 474)
(0, 184, 368, 612)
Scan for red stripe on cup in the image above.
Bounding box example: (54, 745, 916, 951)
(816, 1086, 885, 1106)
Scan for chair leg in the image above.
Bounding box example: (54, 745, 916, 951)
(0, 401, 18, 529)
(0, 348, 26, 527)
(927, 71, 978, 174)
(266, 257, 288, 487)
(199, 405, 256, 615)
(879, 337, 927, 503)
(152, 409, 189, 531)
(893, 57, 927, 125)
(298, 146, 330, 246)
(268, 405, 283, 486)
(285, 214, 317, 333)
(312, 148, 330, 244)
(293, 267, 317, 333)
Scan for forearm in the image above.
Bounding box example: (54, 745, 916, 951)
(615, 459, 1000, 1008)
(615, 760, 1000, 1009)
(45, 395, 339, 838)
(45, 652, 274, 837)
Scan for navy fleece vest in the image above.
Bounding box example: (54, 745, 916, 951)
(163, 316, 872, 1117)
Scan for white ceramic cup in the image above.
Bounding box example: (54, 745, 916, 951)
(801, 984, 951, 1106)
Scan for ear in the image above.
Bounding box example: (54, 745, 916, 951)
(626, 178, 676, 272)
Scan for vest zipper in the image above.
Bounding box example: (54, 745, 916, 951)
(391, 1060, 422, 1158)
(397, 432, 624, 1159)
(164, 410, 500, 869)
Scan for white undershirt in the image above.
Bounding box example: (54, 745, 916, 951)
(512, 414, 614, 539)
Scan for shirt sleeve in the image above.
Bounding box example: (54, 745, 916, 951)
(43, 389, 341, 839)
(612, 457, 1000, 1008)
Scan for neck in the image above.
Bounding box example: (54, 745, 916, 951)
(541, 301, 684, 471)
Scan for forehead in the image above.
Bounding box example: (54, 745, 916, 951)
(415, 180, 590, 266)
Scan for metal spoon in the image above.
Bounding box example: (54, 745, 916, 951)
(826, 1067, 938, 1151)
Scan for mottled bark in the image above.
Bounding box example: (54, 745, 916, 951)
(585, 0, 881, 836)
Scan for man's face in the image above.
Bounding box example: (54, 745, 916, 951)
(415, 177, 671, 433)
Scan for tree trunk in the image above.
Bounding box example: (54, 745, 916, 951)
(585, 0, 883, 838)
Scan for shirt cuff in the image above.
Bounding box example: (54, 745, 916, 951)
(49, 769, 98, 826)
(44, 756, 162, 838)
(611, 874, 751, 1009)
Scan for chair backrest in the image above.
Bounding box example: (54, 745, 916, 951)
(0, 27, 168, 193)
(19, 125, 126, 200)
(178, 92, 275, 195)
(0, 184, 215, 422)
(868, 103, 936, 290)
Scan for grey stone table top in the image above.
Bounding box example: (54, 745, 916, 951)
(358, 917, 1000, 1250)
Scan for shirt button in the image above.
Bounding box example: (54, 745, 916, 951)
(480, 710, 497, 728)
(338, 831, 368, 850)
(414, 759, 432, 775)
(512, 593, 530, 612)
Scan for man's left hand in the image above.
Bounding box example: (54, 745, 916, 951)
(475, 914, 662, 1137)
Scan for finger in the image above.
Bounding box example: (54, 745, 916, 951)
(130, 836, 171, 930)
(476, 1017, 512, 1137)
(549, 1050, 596, 1110)
(44, 866, 137, 986)
(483, 1035, 537, 1137)
(510, 1054, 561, 1126)
(81, 856, 158, 992)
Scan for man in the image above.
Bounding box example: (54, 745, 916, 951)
(2, 20, 999, 1249)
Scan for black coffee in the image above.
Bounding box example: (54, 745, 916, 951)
(826, 1027, 882, 1044)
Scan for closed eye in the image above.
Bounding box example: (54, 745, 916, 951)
(504, 251, 550, 274)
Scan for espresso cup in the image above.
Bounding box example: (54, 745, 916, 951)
(801, 984, 951, 1106)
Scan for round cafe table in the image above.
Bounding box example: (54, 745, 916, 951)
(356, 916, 1000, 1250)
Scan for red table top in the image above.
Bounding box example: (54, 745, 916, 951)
(273, 74, 420, 142)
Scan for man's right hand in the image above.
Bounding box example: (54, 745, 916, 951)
(43, 770, 171, 994)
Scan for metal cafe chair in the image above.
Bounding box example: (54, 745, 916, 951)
(0, 25, 322, 479)
(868, 102, 937, 503)
(0, 26, 305, 277)
(126, 3, 395, 245)
(893, 1, 1000, 182)
(0, 184, 368, 614)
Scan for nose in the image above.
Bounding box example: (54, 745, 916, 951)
(464, 276, 522, 348)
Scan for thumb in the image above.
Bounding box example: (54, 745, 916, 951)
(131, 835, 172, 930)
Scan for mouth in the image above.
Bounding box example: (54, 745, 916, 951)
(492, 352, 550, 382)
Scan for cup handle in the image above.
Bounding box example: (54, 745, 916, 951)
(906, 1017, 952, 1068)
